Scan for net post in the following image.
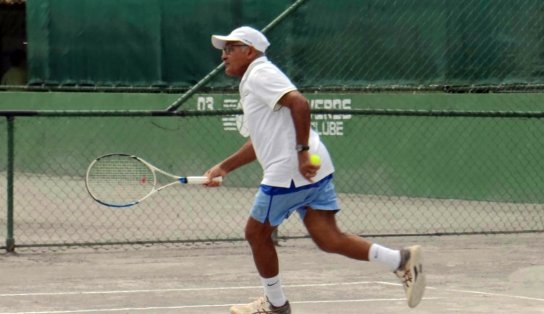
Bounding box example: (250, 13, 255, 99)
(165, 0, 308, 112)
(6, 115, 15, 252)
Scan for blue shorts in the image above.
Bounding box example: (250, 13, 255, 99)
(250, 174, 339, 226)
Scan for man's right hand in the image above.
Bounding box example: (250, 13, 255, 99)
(204, 164, 227, 187)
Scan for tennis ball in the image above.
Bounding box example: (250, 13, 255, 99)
(310, 154, 321, 166)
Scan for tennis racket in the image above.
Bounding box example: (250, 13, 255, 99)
(85, 153, 221, 208)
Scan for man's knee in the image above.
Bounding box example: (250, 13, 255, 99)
(244, 217, 275, 245)
(244, 224, 260, 243)
(305, 209, 345, 253)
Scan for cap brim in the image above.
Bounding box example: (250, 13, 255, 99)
(211, 35, 241, 50)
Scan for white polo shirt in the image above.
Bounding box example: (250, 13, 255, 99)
(239, 56, 334, 188)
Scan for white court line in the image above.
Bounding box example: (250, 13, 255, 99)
(375, 281, 544, 302)
(3, 281, 543, 302)
(1, 281, 542, 314)
(0, 304, 231, 314)
(0, 298, 445, 314)
(0, 281, 376, 297)
(437, 288, 544, 302)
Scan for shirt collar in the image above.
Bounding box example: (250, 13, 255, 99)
(240, 56, 269, 86)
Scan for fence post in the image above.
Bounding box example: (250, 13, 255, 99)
(6, 115, 15, 252)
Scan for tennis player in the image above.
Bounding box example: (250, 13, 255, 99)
(204, 26, 426, 314)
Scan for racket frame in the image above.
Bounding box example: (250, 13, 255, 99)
(85, 153, 220, 207)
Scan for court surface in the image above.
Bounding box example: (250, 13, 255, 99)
(1, 233, 543, 314)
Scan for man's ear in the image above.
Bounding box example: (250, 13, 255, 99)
(247, 46, 262, 59)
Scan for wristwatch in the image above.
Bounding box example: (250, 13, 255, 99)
(295, 144, 310, 152)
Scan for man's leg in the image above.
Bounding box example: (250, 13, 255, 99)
(244, 217, 279, 277)
(303, 207, 426, 308)
(229, 217, 291, 314)
(303, 207, 374, 260)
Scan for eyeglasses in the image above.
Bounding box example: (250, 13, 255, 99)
(222, 44, 248, 55)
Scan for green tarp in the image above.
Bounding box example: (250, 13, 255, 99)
(26, 0, 544, 88)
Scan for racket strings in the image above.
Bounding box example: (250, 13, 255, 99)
(86, 155, 154, 206)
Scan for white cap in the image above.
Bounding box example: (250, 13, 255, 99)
(211, 26, 270, 53)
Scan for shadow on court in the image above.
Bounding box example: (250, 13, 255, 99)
(1, 234, 543, 314)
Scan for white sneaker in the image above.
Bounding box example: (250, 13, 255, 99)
(394, 245, 426, 308)
(230, 296, 291, 314)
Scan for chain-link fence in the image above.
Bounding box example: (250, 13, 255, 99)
(1, 108, 543, 251)
(3, 0, 544, 252)
(23, 0, 544, 90)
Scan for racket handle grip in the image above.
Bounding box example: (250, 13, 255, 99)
(185, 176, 223, 185)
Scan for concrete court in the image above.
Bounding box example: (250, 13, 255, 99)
(0, 233, 543, 314)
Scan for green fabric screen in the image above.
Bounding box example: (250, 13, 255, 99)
(26, 0, 289, 87)
(26, 0, 544, 88)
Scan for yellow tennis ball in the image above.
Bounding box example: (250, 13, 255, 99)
(310, 154, 321, 166)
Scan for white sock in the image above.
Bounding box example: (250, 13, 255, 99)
(261, 275, 287, 307)
(369, 243, 401, 272)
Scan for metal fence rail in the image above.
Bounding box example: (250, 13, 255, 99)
(1, 109, 543, 251)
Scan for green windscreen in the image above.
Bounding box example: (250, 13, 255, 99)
(26, 0, 544, 89)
